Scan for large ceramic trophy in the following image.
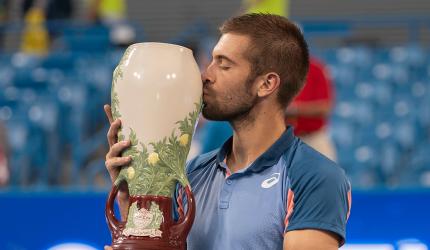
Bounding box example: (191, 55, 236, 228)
(105, 42, 202, 249)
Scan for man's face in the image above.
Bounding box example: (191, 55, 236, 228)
(201, 33, 259, 121)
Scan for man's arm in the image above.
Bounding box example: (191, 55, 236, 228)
(283, 153, 351, 249)
(284, 230, 339, 250)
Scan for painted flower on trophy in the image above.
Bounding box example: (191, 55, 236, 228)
(127, 167, 135, 179)
(147, 152, 160, 166)
(179, 134, 189, 146)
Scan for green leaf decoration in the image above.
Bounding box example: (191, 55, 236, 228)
(111, 46, 135, 121)
(114, 100, 201, 197)
(111, 90, 121, 120)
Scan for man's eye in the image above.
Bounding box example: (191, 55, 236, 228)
(219, 65, 230, 70)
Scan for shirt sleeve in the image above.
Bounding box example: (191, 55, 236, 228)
(173, 158, 199, 221)
(284, 153, 351, 246)
(172, 182, 186, 221)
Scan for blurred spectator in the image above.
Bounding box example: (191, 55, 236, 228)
(0, 0, 8, 22)
(0, 122, 9, 186)
(110, 23, 135, 48)
(23, 0, 74, 41)
(242, 0, 289, 16)
(23, 0, 74, 20)
(20, 6, 49, 55)
(0, 0, 9, 49)
(285, 57, 337, 161)
(88, 0, 126, 26)
(45, 0, 74, 21)
(88, 0, 136, 48)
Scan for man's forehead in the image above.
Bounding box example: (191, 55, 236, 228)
(212, 33, 251, 60)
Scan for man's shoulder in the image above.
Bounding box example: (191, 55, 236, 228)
(186, 149, 219, 174)
(288, 141, 347, 186)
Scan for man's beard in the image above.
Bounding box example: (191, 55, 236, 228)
(202, 76, 259, 122)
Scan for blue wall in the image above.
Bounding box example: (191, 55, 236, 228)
(0, 189, 429, 250)
(346, 190, 430, 245)
(0, 190, 112, 250)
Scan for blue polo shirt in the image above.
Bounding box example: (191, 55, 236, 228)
(176, 127, 351, 250)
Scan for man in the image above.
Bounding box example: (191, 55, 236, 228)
(105, 13, 351, 250)
(285, 57, 337, 161)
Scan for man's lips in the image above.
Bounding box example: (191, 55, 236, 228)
(203, 88, 211, 97)
(202, 90, 211, 105)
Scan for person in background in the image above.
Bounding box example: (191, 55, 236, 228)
(20, 1, 49, 55)
(88, 0, 136, 48)
(0, 0, 10, 50)
(18, 0, 75, 52)
(88, 0, 126, 26)
(22, 0, 74, 20)
(0, 122, 9, 186)
(285, 57, 337, 161)
(241, 0, 289, 17)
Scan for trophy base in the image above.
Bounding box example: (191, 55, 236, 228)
(111, 237, 185, 250)
(106, 187, 195, 250)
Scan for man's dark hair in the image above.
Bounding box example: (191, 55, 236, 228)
(220, 13, 309, 108)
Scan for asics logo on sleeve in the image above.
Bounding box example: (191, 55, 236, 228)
(261, 173, 280, 189)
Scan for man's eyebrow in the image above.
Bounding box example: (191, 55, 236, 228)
(214, 54, 236, 65)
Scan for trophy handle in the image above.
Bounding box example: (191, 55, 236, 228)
(105, 182, 121, 235)
(170, 185, 195, 239)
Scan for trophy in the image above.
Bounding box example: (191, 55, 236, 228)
(105, 43, 202, 249)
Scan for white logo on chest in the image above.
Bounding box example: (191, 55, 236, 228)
(261, 173, 280, 189)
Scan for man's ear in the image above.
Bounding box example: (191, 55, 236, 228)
(257, 72, 281, 98)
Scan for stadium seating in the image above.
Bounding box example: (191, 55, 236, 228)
(318, 45, 430, 188)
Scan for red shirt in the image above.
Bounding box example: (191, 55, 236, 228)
(287, 58, 334, 135)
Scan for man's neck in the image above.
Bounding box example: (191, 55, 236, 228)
(226, 107, 286, 173)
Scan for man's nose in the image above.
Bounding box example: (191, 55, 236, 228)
(201, 65, 214, 85)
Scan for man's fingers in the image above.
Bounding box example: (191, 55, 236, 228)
(105, 156, 132, 171)
(107, 119, 121, 147)
(104, 104, 114, 124)
(104, 246, 113, 250)
(106, 140, 131, 159)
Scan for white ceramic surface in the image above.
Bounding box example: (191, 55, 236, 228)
(113, 42, 202, 146)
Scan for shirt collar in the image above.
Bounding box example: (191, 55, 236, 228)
(216, 126, 296, 173)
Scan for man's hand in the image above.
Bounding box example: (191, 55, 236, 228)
(104, 105, 132, 182)
(104, 104, 131, 220)
(104, 246, 113, 250)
